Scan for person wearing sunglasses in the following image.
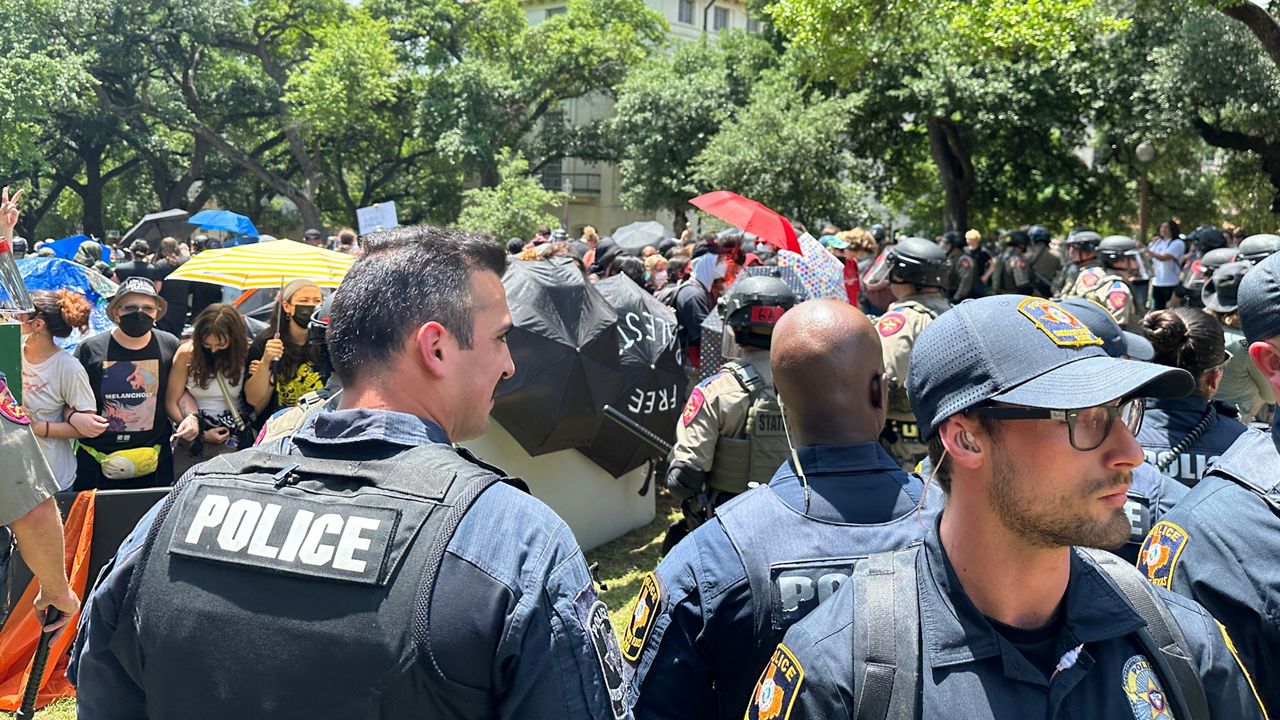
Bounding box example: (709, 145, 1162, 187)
(1140, 252, 1280, 715)
(748, 295, 1266, 720)
(73, 275, 181, 489)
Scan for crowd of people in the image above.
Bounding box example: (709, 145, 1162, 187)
(2, 185, 1280, 719)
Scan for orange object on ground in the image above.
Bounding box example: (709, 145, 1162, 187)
(0, 490, 96, 711)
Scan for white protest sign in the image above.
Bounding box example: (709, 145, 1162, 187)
(356, 201, 399, 234)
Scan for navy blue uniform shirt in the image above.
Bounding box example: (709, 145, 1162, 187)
(1139, 421, 1280, 716)
(626, 441, 941, 720)
(69, 408, 627, 720)
(1138, 395, 1247, 486)
(770, 515, 1265, 719)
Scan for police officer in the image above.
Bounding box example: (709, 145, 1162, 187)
(1237, 233, 1280, 264)
(940, 231, 977, 303)
(1203, 261, 1276, 421)
(989, 230, 1034, 295)
(666, 273, 797, 538)
(0, 185, 79, 633)
(1051, 227, 1092, 295)
(749, 295, 1265, 719)
(1181, 246, 1238, 309)
(71, 226, 629, 720)
(1062, 233, 1142, 331)
(1138, 251, 1280, 714)
(1027, 224, 1060, 297)
(626, 300, 942, 720)
(865, 237, 951, 468)
(1176, 226, 1229, 308)
(1136, 306, 1247, 486)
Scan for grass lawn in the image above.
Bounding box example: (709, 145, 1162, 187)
(5, 488, 682, 717)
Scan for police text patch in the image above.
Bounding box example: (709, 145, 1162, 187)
(1137, 521, 1189, 590)
(622, 572, 663, 662)
(748, 644, 804, 720)
(169, 483, 399, 585)
(1017, 297, 1102, 347)
(769, 560, 857, 631)
(575, 587, 627, 719)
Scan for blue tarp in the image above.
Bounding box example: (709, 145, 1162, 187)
(46, 234, 113, 263)
(12, 257, 118, 350)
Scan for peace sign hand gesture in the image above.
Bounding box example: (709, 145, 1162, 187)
(1, 186, 24, 240)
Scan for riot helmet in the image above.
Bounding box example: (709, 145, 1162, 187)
(721, 272, 797, 350)
(864, 236, 948, 289)
(1065, 229, 1102, 250)
(1005, 230, 1030, 249)
(1238, 233, 1280, 264)
(1200, 247, 1238, 275)
(1188, 226, 1227, 253)
(940, 231, 965, 252)
(1028, 225, 1052, 245)
(868, 223, 888, 246)
(308, 294, 336, 383)
(11, 236, 27, 259)
(1098, 235, 1142, 268)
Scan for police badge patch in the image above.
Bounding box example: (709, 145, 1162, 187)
(747, 644, 804, 720)
(1081, 268, 1102, 288)
(1137, 521, 1190, 590)
(877, 312, 906, 337)
(575, 586, 628, 720)
(1122, 655, 1175, 719)
(681, 388, 706, 427)
(0, 376, 30, 425)
(1016, 297, 1103, 347)
(1107, 282, 1129, 311)
(622, 572, 663, 663)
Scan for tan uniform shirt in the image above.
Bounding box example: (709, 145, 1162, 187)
(671, 350, 772, 472)
(877, 293, 952, 421)
(0, 373, 59, 526)
(1063, 264, 1139, 331)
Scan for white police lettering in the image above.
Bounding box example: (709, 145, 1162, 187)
(617, 311, 676, 352)
(183, 493, 381, 574)
(627, 384, 680, 415)
(777, 571, 851, 612)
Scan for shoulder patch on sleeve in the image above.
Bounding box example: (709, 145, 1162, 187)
(1080, 268, 1102, 288)
(1137, 520, 1190, 590)
(747, 644, 804, 720)
(681, 387, 706, 427)
(621, 571, 664, 663)
(0, 376, 30, 425)
(877, 312, 906, 337)
(574, 585, 628, 719)
(1106, 281, 1129, 311)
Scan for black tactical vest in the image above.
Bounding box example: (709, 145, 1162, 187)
(108, 443, 523, 719)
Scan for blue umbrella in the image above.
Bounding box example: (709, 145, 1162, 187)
(189, 209, 259, 238)
(14, 257, 119, 350)
(46, 234, 113, 262)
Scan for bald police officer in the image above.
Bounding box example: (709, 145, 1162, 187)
(1139, 250, 1280, 714)
(864, 237, 951, 469)
(71, 226, 629, 719)
(749, 295, 1265, 719)
(626, 300, 941, 720)
(1062, 233, 1143, 331)
(665, 274, 797, 539)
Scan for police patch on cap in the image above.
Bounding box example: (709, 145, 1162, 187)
(1122, 655, 1174, 719)
(622, 572, 664, 663)
(1136, 521, 1189, 591)
(0, 376, 30, 426)
(575, 586, 628, 719)
(877, 312, 906, 337)
(1016, 297, 1103, 348)
(747, 644, 804, 720)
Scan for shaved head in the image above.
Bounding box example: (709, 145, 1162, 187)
(772, 300, 886, 445)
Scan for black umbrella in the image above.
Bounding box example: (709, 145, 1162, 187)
(580, 275, 689, 477)
(120, 209, 193, 250)
(613, 221, 665, 255)
(492, 257, 624, 456)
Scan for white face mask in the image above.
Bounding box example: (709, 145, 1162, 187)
(653, 270, 668, 284)
(714, 258, 728, 280)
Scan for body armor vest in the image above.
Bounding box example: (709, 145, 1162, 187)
(109, 443, 523, 720)
(708, 360, 790, 493)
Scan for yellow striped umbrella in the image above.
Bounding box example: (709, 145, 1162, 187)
(165, 239, 355, 289)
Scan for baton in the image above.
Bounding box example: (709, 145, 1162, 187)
(16, 608, 61, 719)
(602, 405, 672, 455)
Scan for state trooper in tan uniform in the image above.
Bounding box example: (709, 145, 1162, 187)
(666, 274, 798, 548)
(1061, 233, 1142, 332)
(864, 237, 951, 469)
(991, 230, 1035, 295)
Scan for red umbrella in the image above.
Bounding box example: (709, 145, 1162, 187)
(690, 191, 802, 255)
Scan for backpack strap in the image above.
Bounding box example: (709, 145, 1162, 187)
(1081, 548, 1210, 720)
(852, 546, 920, 720)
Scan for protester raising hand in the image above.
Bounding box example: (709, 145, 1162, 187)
(1, 185, 24, 238)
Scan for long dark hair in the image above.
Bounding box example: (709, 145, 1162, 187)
(262, 281, 321, 382)
(189, 304, 248, 388)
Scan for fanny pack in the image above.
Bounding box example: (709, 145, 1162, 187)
(81, 443, 161, 480)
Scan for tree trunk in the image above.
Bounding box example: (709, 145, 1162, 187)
(1191, 116, 1280, 213)
(1218, 1, 1280, 72)
(80, 146, 107, 239)
(926, 117, 976, 232)
(671, 205, 688, 238)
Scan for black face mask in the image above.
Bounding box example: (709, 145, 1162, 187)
(291, 304, 317, 329)
(118, 311, 154, 338)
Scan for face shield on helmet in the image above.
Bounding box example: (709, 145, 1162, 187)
(864, 246, 894, 286)
(0, 239, 33, 316)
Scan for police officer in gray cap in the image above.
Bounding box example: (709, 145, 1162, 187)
(747, 295, 1265, 720)
(1203, 261, 1275, 421)
(1139, 250, 1280, 714)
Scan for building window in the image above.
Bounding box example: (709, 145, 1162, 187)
(678, 0, 695, 24)
(712, 6, 729, 30)
(746, 16, 760, 32)
(545, 6, 566, 18)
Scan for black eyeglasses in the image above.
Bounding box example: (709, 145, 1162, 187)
(971, 397, 1145, 452)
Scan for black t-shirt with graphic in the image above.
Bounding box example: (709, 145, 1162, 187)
(75, 330, 180, 452)
(246, 328, 324, 427)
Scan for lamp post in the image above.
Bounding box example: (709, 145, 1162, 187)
(561, 177, 574, 231)
(1136, 140, 1156, 244)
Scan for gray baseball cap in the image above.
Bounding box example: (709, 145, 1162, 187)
(1239, 251, 1280, 344)
(907, 295, 1194, 440)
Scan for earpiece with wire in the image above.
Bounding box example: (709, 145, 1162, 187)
(777, 393, 811, 514)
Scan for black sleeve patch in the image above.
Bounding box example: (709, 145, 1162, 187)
(168, 482, 400, 585)
(574, 586, 628, 720)
(769, 559, 859, 631)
